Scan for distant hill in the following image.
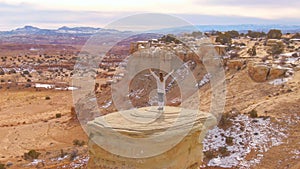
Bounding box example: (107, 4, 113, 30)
(1, 24, 299, 37)
(0, 26, 133, 45)
(148, 24, 300, 34)
(0, 25, 124, 36)
(0, 24, 299, 46)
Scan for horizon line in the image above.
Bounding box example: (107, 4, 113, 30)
(1, 23, 300, 32)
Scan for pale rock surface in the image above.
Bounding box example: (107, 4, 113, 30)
(248, 63, 270, 82)
(226, 59, 246, 70)
(268, 66, 288, 80)
(87, 106, 216, 169)
(248, 63, 289, 82)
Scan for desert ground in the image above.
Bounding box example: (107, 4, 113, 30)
(0, 88, 88, 168)
(0, 29, 299, 168)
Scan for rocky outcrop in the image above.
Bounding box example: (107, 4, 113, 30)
(226, 59, 246, 70)
(248, 63, 270, 82)
(268, 66, 288, 80)
(248, 63, 289, 82)
(0, 68, 5, 75)
(87, 106, 216, 169)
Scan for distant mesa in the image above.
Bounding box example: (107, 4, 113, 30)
(0, 25, 120, 36)
(1, 24, 300, 37)
(56, 26, 102, 34)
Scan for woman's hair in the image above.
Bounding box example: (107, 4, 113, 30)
(159, 73, 164, 82)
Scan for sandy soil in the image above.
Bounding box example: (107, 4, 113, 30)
(0, 34, 299, 168)
(0, 89, 88, 168)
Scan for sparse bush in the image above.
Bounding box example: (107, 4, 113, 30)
(159, 34, 181, 44)
(24, 150, 41, 161)
(0, 163, 5, 169)
(226, 30, 239, 38)
(60, 149, 67, 158)
(219, 147, 230, 157)
(45, 96, 51, 100)
(9, 69, 16, 74)
(268, 41, 284, 56)
(267, 29, 282, 39)
(216, 33, 232, 45)
(71, 106, 77, 120)
(247, 30, 266, 38)
(23, 70, 30, 75)
(56, 113, 62, 118)
(247, 46, 257, 56)
(225, 136, 234, 146)
(70, 149, 78, 161)
(292, 33, 300, 39)
(73, 139, 85, 146)
(218, 113, 233, 130)
(249, 109, 258, 118)
(191, 31, 202, 37)
(204, 150, 217, 160)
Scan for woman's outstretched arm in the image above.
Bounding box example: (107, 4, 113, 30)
(149, 69, 159, 80)
(165, 69, 174, 80)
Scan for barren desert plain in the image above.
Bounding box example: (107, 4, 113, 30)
(0, 27, 299, 169)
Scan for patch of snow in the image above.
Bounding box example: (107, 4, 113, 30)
(61, 156, 89, 169)
(66, 86, 78, 90)
(55, 86, 78, 91)
(27, 159, 44, 166)
(203, 114, 288, 168)
(51, 155, 68, 162)
(280, 52, 298, 57)
(102, 100, 112, 109)
(128, 89, 144, 99)
(35, 83, 55, 89)
(269, 78, 291, 85)
(196, 73, 211, 88)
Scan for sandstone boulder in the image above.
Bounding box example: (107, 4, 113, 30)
(248, 63, 291, 82)
(87, 106, 216, 169)
(248, 63, 270, 82)
(268, 66, 288, 80)
(227, 59, 246, 70)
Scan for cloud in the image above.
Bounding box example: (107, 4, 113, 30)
(0, 1, 299, 31)
(194, 0, 300, 7)
(177, 14, 300, 25)
(0, 2, 132, 30)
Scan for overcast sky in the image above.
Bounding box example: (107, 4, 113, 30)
(0, 0, 299, 30)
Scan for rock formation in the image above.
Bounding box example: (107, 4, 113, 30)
(248, 63, 270, 82)
(226, 59, 246, 70)
(87, 106, 216, 169)
(248, 63, 289, 82)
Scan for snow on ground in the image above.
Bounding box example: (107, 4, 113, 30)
(26, 159, 44, 166)
(269, 77, 292, 85)
(35, 83, 55, 89)
(101, 100, 112, 109)
(128, 88, 144, 99)
(203, 114, 288, 168)
(55, 86, 78, 91)
(196, 73, 211, 88)
(61, 156, 89, 169)
(291, 149, 300, 160)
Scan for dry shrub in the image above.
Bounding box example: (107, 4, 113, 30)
(73, 139, 85, 146)
(249, 109, 258, 118)
(218, 113, 233, 130)
(24, 150, 41, 161)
